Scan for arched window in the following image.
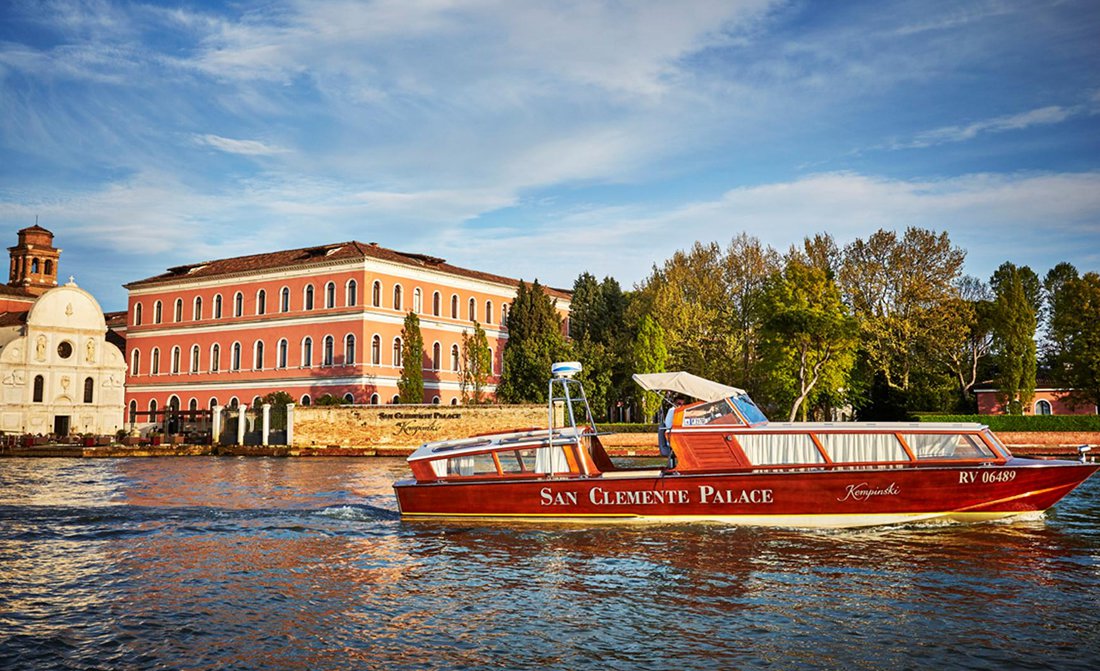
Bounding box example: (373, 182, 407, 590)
(174, 298, 183, 322)
(371, 335, 381, 365)
(323, 335, 334, 366)
(130, 349, 140, 376)
(209, 397, 218, 409)
(171, 346, 181, 374)
(468, 297, 476, 321)
(83, 377, 94, 403)
(393, 337, 403, 367)
(213, 294, 223, 319)
(347, 279, 358, 306)
(153, 301, 162, 324)
(228, 397, 238, 409)
(134, 303, 143, 326)
(44, 260, 52, 275)
(254, 340, 264, 370)
(193, 296, 203, 320)
(413, 288, 422, 313)
(370, 393, 379, 405)
(190, 345, 200, 373)
(149, 398, 158, 418)
(450, 397, 458, 406)
(485, 301, 493, 325)
(432, 291, 441, 316)
(256, 289, 267, 315)
(488, 347, 494, 375)
(129, 399, 138, 423)
(450, 294, 459, 319)
(210, 343, 220, 372)
(251, 395, 261, 409)
(451, 344, 460, 372)
(31, 258, 39, 273)
(325, 282, 336, 308)
(432, 342, 441, 370)
(393, 285, 403, 310)
(231, 342, 241, 371)
(304, 285, 315, 310)
(391, 394, 401, 404)
(1036, 399, 1053, 415)
(188, 398, 199, 418)
(280, 286, 290, 312)
(233, 292, 243, 317)
(302, 337, 313, 367)
(501, 303, 509, 327)
(151, 347, 161, 374)
(343, 393, 355, 404)
(300, 394, 311, 406)
(278, 339, 288, 368)
(432, 396, 440, 405)
(168, 395, 180, 412)
(33, 375, 44, 402)
(344, 334, 356, 365)
(372, 281, 382, 307)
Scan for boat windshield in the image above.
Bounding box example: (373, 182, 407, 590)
(731, 393, 768, 424)
(682, 399, 741, 426)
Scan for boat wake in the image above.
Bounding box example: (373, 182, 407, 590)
(316, 504, 400, 522)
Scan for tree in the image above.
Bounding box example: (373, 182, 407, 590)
(760, 257, 857, 421)
(990, 264, 1037, 414)
(1046, 270, 1100, 409)
(935, 276, 995, 411)
(460, 321, 492, 404)
(261, 390, 296, 429)
(632, 314, 668, 423)
(568, 272, 630, 419)
(497, 280, 569, 403)
(397, 311, 424, 404)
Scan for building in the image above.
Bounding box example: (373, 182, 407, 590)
(975, 387, 1098, 415)
(0, 226, 127, 436)
(122, 241, 571, 422)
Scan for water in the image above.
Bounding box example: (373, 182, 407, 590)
(1, 457, 1098, 670)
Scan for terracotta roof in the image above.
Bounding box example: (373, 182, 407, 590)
(0, 311, 28, 327)
(0, 284, 36, 299)
(104, 311, 128, 329)
(125, 240, 572, 299)
(18, 224, 52, 235)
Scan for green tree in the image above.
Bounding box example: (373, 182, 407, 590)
(314, 394, 347, 406)
(568, 273, 630, 419)
(261, 390, 295, 429)
(460, 321, 492, 404)
(397, 311, 424, 404)
(1046, 269, 1100, 409)
(760, 257, 857, 421)
(935, 276, 995, 412)
(631, 314, 668, 423)
(498, 280, 569, 403)
(990, 263, 1037, 414)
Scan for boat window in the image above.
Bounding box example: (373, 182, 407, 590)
(436, 452, 498, 477)
(499, 449, 538, 473)
(681, 399, 742, 427)
(731, 394, 768, 424)
(816, 433, 909, 463)
(737, 433, 824, 466)
(903, 434, 993, 460)
(536, 445, 571, 473)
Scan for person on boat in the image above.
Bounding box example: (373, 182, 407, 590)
(659, 396, 685, 469)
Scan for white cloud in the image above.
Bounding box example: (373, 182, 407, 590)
(895, 104, 1085, 149)
(193, 134, 288, 156)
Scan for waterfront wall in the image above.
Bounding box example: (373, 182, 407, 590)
(292, 403, 548, 452)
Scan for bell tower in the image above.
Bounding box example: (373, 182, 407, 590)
(8, 224, 61, 296)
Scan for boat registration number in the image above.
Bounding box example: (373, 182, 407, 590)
(959, 470, 1016, 484)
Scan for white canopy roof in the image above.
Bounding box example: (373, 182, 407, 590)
(632, 371, 745, 402)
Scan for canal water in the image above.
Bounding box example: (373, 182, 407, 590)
(1, 457, 1098, 670)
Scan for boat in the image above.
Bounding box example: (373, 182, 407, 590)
(392, 363, 1098, 528)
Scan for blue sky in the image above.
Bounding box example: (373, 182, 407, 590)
(2, 0, 1099, 311)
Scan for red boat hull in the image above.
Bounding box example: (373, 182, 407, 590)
(394, 458, 1099, 528)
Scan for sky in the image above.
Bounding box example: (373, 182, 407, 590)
(2, 0, 1099, 311)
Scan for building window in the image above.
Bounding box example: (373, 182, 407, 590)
(44, 260, 52, 275)
(254, 340, 264, 370)
(393, 337, 402, 367)
(82, 377, 94, 403)
(450, 294, 458, 319)
(234, 292, 243, 317)
(485, 301, 493, 325)
(432, 342, 441, 370)
(174, 298, 183, 322)
(450, 397, 458, 406)
(209, 397, 218, 409)
(432, 395, 440, 405)
(251, 395, 261, 409)
(231, 342, 241, 371)
(228, 397, 238, 409)
(391, 394, 400, 404)
(280, 286, 290, 312)
(151, 347, 161, 375)
(393, 285, 402, 311)
(193, 296, 203, 321)
(130, 349, 140, 376)
(210, 344, 220, 372)
(129, 400, 137, 423)
(278, 339, 288, 368)
(344, 334, 355, 365)
(149, 398, 158, 419)
(256, 289, 266, 315)
(413, 288, 422, 313)
(190, 345, 200, 373)
(189, 398, 198, 414)
(488, 347, 494, 375)
(304, 285, 315, 310)
(302, 337, 313, 367)
(134, 303, 142, 326)
(300, 394, 311, 406)
(343, 393, 355, 404)
(468, 297, 476, 321)
(501, 303, 509, 327)
(347, 280, 358, 307)
(1036, 399, 1052, 415)
(372, 281, 382, 307)
(451, 344, 460, 372)
(31, 258, 39, 273)
(371, 335, 381, 365)
(33, 375, 44, 402)
(370, 393, 379, 405)
(323, 335, 334, 366)
(325, 282, 336, 308)
(171, 346, 181, 374)
(214, 294, 223, 319)
(432, 291, 441, 316)
(154, 301, 162, 324)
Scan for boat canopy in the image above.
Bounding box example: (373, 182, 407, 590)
(632, 371, 746, 402)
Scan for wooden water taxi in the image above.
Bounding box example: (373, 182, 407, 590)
(392, 364, 1098, 528)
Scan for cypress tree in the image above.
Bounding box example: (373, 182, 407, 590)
(397, 311, 424, 403)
